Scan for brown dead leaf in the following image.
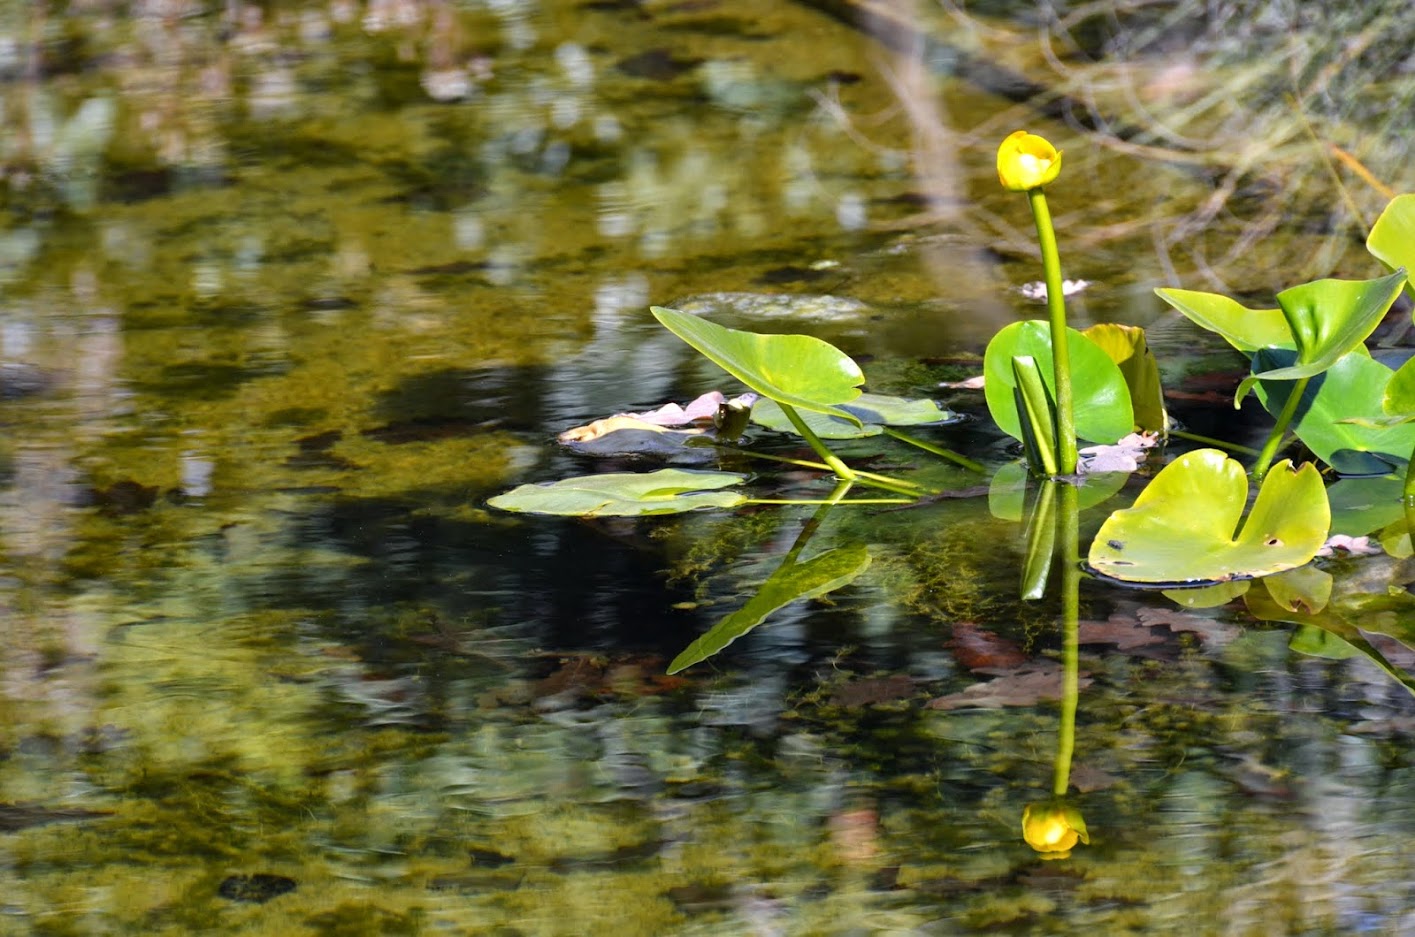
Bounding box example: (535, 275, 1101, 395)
(830, 674, 916, 708)
(948, 621, 1027, 672)
(1077, 614, 1165, 650)
(927, 664, 1093, 710)
(1137, 607, 1239, 645)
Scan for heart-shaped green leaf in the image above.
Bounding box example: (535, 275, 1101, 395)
(1367, 194, 1415, 293)
(1153, 288, 1292, 353)
(983, 320, 1133, 444)
(1235, 271, 1407, 405)
(489, 469, 747, 516)
(751, 393, 954, 439)
(1081, 323, 1168, 433)
(652, 306, 864, 423)
(1087, 449, 1329, 583)
(667, 544, 871, 673)
(1253, 349, 1415, 474)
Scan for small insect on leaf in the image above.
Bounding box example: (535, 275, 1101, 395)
(1107, 540, 1125, 550)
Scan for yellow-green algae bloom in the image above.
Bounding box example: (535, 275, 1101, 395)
(996, 131, 1062, 191)
(1021, 800, 1089, 859)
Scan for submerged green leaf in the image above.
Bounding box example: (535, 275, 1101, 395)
(652, 306, 864, 423)
(488, 469, 747, 517)
(1088, 449, 1329, 583)
(983, 320, 1133, 444)
(667, 544, 871, 673)
(1235, 271, 1407, 405)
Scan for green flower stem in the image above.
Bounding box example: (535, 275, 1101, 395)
(716, 443, 926, 497)
(745, 497, 913, 505)
(1250, 377, 1310, 480)
(1027, 187, 1077, 476)
(1053, 482, 1081, 797)
(881, 427, 987, 473)
(1168, 429, 1262, 458)
(776, 402, 928, 497)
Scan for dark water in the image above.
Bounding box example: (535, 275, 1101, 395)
(0, 1, 1412, 934)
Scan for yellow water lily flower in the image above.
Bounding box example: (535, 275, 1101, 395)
(1021, 800, 1089, 859)
(997, 131, 1062, 191)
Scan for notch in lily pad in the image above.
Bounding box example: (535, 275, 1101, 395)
(1088, 449, 1329, 584)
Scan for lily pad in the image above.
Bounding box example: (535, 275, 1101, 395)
(1261, 565, 1333, 615)
(1087, 449, 1329, 584)
(652, 306, 863, 423)
(489, 469, 747, 517)
(1253, 349, 1415, 474)
(1326, 474, 1406, 536)
(1367, 194, 1415, 293)
(667, 544, 871, 673)
(1153, 288, 1292, 353)
(1235, 271, 1407, 405)
(1081, 323, 1167, 433)
(983, 320, 1133, 444)
(750, 393, 954, 439)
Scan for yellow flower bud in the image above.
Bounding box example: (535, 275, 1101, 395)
(997, 131, 1062, 191)
(1021, 800, 1089, 860)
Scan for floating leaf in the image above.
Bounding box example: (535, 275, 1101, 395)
(983, 320, 1133, 444)
(652, 306, 863, 422)
(667, 544, 871, 673)
(1262, 565, 1333, 615)
(1253, 349, 1415, 474)
(1154, 288, 1292, 353)
(1088, 449, 1329, 583)
(1326, 474, 1406, 536)
(489, 469, 747, 517)
(750, 392, 954, 439)
(1367, 194, 1415, 294)
(1235, 271, 1407, 405)
(1081, 323, 1168, 433)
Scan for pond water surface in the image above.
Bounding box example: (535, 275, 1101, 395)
(1, 1, 1414, 934)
